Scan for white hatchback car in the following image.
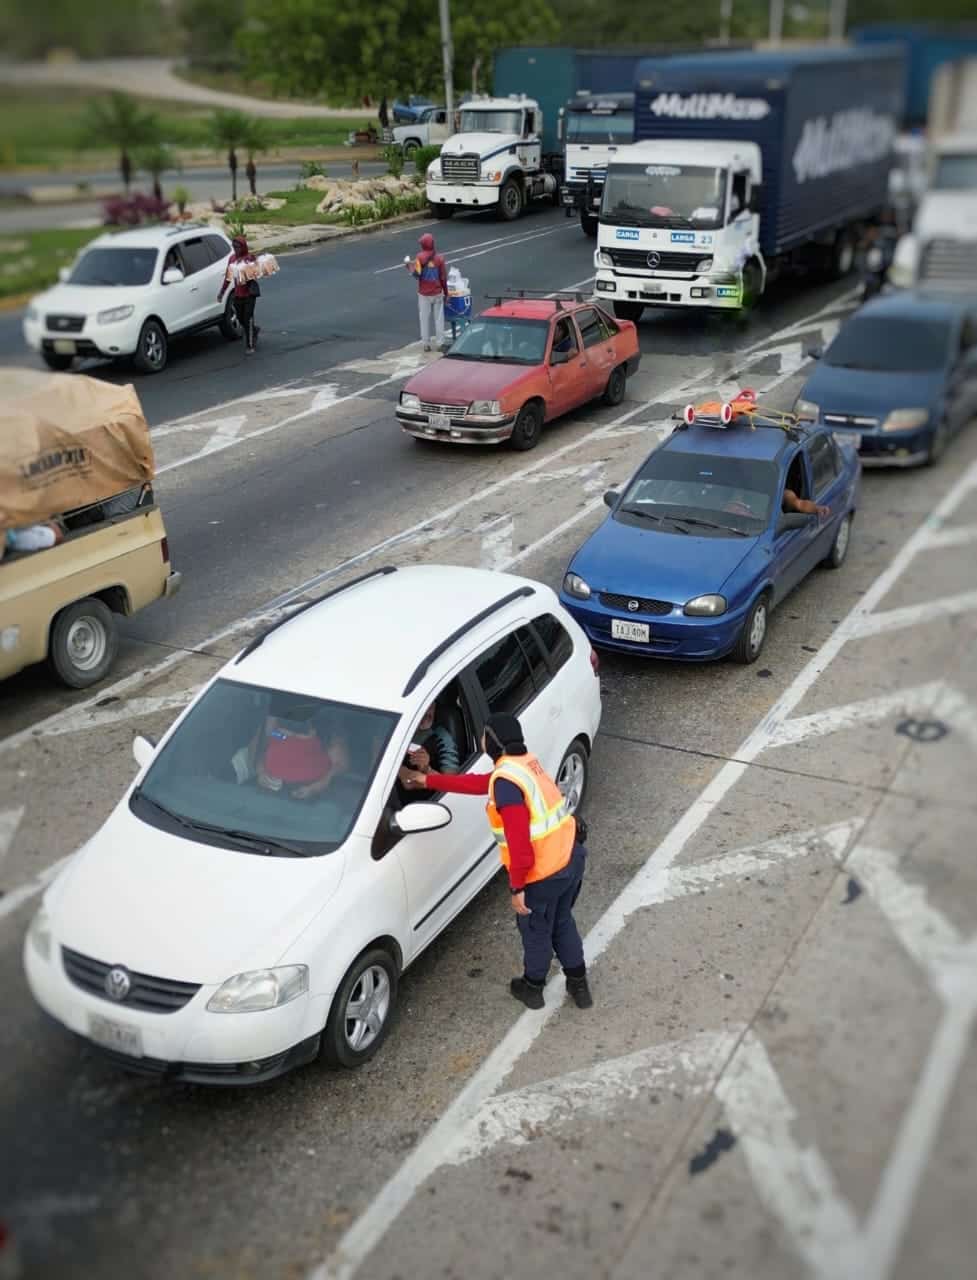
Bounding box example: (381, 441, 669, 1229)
(24, 565, 601, 1083)
(23, 224, 239, 375)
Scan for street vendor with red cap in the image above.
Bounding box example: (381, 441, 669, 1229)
(218, 235, 261, 355)
(405, 232, 449, 352)
(404, 711, 593, 1011)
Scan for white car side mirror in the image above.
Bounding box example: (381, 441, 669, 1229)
(392, 802, 452, 835)
(132, 734, 157, 769)
(162, 267, 185, 285)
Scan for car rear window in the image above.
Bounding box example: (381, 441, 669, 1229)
(531, 613, 573, 673)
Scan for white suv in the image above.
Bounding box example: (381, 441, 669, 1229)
(23, 224, 239, 375)
(24, 565, 601, 1082)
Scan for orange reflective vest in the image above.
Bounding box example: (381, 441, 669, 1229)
(486, 752, 575, 885)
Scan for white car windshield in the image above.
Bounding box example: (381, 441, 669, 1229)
(445, 316, 550, 365)
(69, 247, 159, 287)
(460, 109, 524, 134)
(602, 163, 727, 229)
(131, 679, 397, 856)
(618, 451, 777, 535)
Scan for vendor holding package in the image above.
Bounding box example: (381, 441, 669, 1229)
(219, 236, 262, 356)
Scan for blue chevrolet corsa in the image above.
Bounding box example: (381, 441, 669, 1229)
(559, 413, 860, 664)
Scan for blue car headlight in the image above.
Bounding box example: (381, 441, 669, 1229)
(563, 572, 592, 600)
(684, 594, 727, 617)
(881, 409, 929, 433)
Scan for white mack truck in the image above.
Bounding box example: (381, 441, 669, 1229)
(425, 94, 559, 221)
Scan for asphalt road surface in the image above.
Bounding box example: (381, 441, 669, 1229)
(2, 205, 975, 1280)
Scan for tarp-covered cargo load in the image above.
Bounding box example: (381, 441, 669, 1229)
(0, 369, 155, 532)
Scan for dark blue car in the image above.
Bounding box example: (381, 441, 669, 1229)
(559, 414, 860, 664)
(794, 293, 977, 467)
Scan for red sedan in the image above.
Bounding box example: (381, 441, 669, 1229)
(395, 294, 641, 450)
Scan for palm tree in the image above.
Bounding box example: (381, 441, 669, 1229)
(83, 92, 159, 194)
(138, 144, 179, 202)
(243, 119, 271, 197)
(210, 109, 253, 204)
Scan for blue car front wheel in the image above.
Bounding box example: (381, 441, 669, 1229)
(731, 593, 769, 665)
(823, 513, 853, 570)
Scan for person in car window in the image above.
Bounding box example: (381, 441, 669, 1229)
(245, 701, 349, 801)
(783, 488, 829, 519)
(723, 486, 827, 520)
(552, 319, 574, 355)
(397, 700, 460, 800)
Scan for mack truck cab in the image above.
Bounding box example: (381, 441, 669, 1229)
(426, 94, 559, 221)
(594, 139, 764, 321)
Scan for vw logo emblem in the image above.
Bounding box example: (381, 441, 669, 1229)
(104, 966, 131, 1002)
(627, 599, 640, 612)
(646, 251, 661, 269)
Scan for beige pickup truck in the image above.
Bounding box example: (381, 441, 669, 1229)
(0, 369, 181, 689)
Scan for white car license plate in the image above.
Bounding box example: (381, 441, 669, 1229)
(88, 1013, 143, 1058)
(52, 339, 76, 355)
(611, 618, 650, 643)
(428, 412, 452, 431)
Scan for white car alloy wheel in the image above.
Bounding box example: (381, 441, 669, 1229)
(322, 948, 399, 1069)
(556, 739, 589, 814)
(345, 964, 391, 1052)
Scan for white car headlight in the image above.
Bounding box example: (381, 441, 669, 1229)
(563, 572, 592, 600)
(882, 409, 929, 432)
(96, 305, 135, 325)
(684, 594, 727, 617)
(470, 399, 501, 416)
(597, 250, 613, 268)
(400, 392, 420, 410)
(28, 906, 51, 961)
(207, 966, 309, 1013)
(794, 398, 819, 421)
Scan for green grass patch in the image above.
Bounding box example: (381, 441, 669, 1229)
(237, 187, 341, 227)
(0, 228, 102, 299)
(0, 85, 369, 171)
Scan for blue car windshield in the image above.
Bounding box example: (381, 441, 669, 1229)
(825, 316, 951, 373)
(619, 450, 777, 534)
(130, 679, 397, 856)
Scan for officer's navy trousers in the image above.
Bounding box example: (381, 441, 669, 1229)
(516, 842, 587, 983)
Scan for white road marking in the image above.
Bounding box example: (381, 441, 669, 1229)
(919, 523, 977, 551)
(28, 690, 197, 739)
(312, 455, 977, 1280)
(0, 806, 25, 871)
(717, 1032, 861, 1278)
(852, 590, 977, 638)
(767, 683, 946, 750)
(444, 1028, 740, 1166)
(373, 223, 572, 275)
(152, 414, 248, 442)
(478, 515, 514, 571)
(0, 854, 72, 923)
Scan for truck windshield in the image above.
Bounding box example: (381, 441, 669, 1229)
(602, 163, 727, 229)
(131, 679, 397, 857)
(445, 316, 549, 365)
(69, 247, 159, 287)
(460, 109, 524, 135)
(931, 154, 977, 190)
(566, 113, 633, 144)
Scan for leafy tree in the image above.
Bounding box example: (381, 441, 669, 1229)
(239, 0, 559, 102)
(82, 92, 159, 194)
(242, 118, 271, 195)
(177, 0, 246, 66)
(0, 0, 173, 58)
(138, 143, 179, 202)
(210, 109, 253, 202)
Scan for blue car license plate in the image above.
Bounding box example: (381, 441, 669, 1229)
(611, 619, 649, 643)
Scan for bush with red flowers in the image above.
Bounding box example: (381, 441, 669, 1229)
(102, 193, 171, 227)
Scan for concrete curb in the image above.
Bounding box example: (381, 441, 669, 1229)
(263, 210, 430, 255)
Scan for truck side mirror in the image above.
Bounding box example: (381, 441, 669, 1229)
(748, 184, 764, 214)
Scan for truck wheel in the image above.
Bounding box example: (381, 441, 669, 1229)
(741, 261, 763, 311)
(828, 233, 855, 280)
(48, 597, 118, 689)
(497, 179, 523, 221)
(509, 401, 543, 451)
(613, 301, 643, 323)
(580, 210, 598, 237)
(42, 351, 74, 371)
(430, 205, 453, 219)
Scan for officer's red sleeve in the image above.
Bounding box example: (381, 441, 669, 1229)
(424, 771, 491, 795)
(499, 803, 533, 891)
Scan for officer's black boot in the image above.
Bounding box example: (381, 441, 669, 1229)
(510, 976, 545, 1010)
(565, 966, 593, 1009)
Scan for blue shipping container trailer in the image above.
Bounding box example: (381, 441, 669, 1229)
(853, 23, 977, 125)
(594, 45, 905, 319)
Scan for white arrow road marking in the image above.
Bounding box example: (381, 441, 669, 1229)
(443, 1028, 741, 1167)
(919, 523, 977, 551)
(852, 590, 977, 639)
(199, 414, 248, 457)
(30, 690, 197, 738)
(478, 515, 514, 571)
(717, 1031, 862, 1278)
(151, 414, 248, 442)
(766, 682, 947, 750)
(0, 806, 25, 871)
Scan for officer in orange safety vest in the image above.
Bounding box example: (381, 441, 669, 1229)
(403, 711, 592, 1010)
